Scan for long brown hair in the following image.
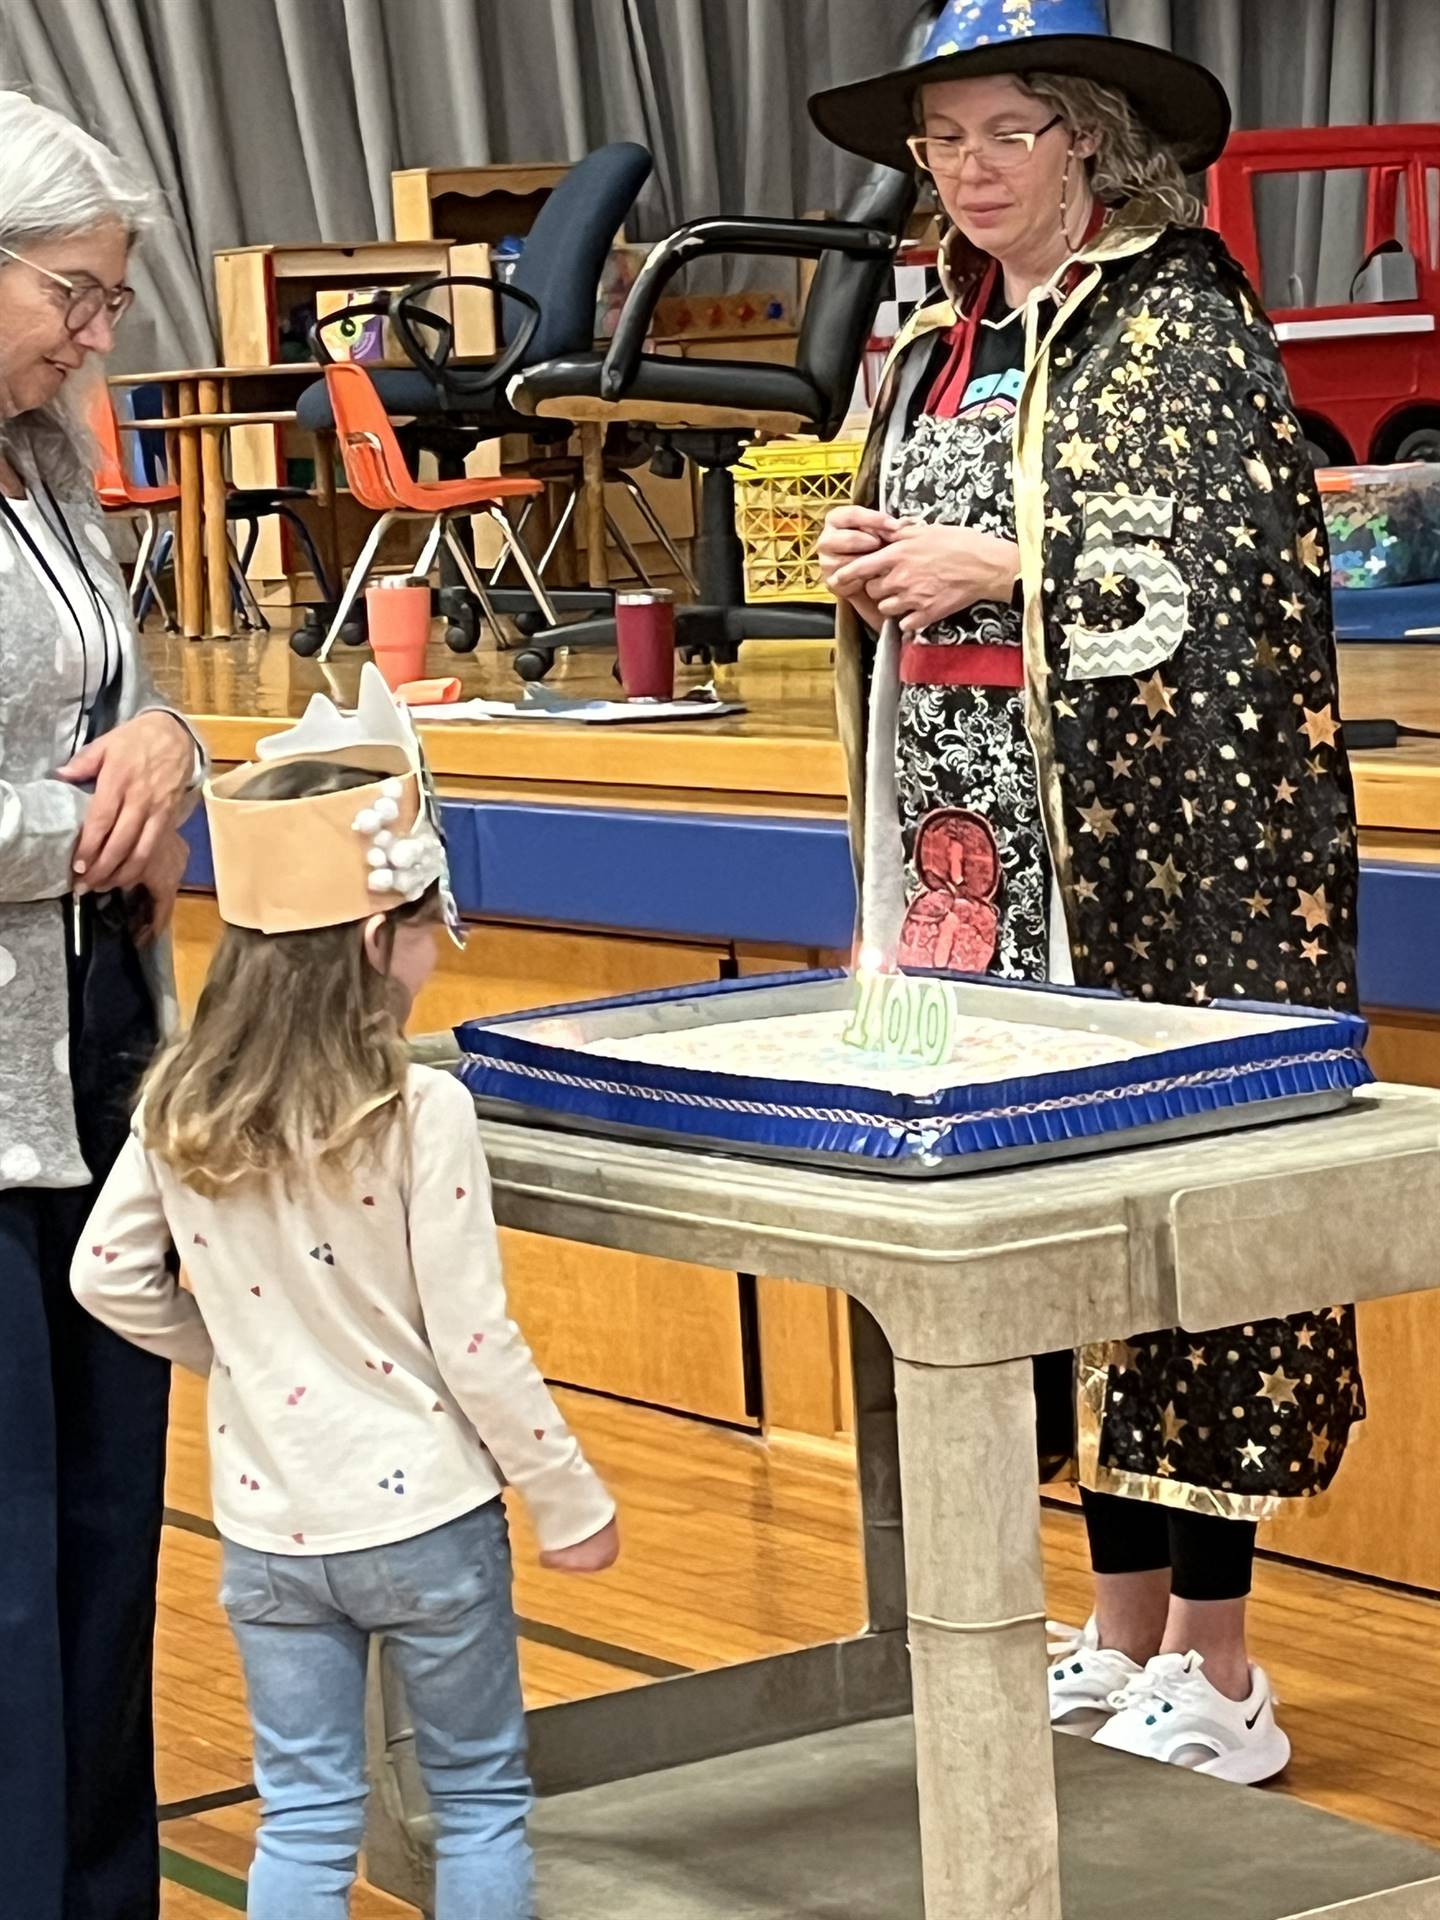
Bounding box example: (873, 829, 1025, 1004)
(142, 760, 439, 1196)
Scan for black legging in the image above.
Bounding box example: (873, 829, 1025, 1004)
(1081, 1488, 1256, 1602)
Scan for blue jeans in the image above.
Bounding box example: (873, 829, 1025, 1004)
(220, 1500, 533, 1919)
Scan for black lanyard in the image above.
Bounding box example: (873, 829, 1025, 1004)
(0, 482, 119, 759)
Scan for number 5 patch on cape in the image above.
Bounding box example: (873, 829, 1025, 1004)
(1065, 492, 1190, 680)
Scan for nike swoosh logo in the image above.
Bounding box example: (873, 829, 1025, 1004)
(1245, 1705, 1265, 1730)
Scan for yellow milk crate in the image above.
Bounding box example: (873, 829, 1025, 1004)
(734, 437, 865, 602)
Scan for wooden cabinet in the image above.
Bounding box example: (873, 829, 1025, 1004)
(214, 240, 496, 591)
(392, 164, 571, 246)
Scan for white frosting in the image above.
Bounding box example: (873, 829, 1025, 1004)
(584, 1009, 1149, 1098)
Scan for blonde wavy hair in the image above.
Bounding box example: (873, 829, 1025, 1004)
(142, 761, 440, 1197)
(1023, 71, 1205, 227)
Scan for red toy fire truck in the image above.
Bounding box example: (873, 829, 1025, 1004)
(1207, 125, 1440, 466)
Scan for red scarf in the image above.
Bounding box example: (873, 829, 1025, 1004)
(924, 205, 1108, 418)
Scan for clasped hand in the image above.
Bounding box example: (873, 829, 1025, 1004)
(57, 710, 197, 942)
(817, 506, 1020, 635)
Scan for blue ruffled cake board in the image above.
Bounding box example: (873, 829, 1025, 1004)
(453, 971, 1372, 1179)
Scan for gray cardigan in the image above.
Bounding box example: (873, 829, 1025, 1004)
(0, 469, 198, 1190)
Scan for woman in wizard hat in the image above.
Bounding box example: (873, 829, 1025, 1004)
(813, 0, 1360, 1783)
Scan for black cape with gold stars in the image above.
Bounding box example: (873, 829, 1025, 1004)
(836, 210, 1363, 1518)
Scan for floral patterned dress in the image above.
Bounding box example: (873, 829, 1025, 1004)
(891, 300, 1053, 981)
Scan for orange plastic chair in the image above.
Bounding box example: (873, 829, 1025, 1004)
(319, 359, 555, 662)
(90, 390, 183, 628)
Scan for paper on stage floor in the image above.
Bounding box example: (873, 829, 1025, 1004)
(407, 696, 746, 725)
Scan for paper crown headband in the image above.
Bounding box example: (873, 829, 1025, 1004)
(205, 664, 459, 938)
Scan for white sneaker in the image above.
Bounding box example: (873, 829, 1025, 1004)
(1093, 1650, 1292, 1785)
(1046, 1618, 1142, 1736)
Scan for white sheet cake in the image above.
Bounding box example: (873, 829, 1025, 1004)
(581, 1008, 1158, 1098)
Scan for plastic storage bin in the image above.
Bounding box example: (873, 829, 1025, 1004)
(734, 438, 865, 602)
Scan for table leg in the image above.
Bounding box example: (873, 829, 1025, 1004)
(198, 378, 231, 639)
(176, 381, 203, 639)
(581, 423, 609, 590)
(893, 1355, 1061, 1920)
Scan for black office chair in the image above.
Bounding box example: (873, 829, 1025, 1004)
(505, 163, 917, 680)
(292, 141, 655, 649)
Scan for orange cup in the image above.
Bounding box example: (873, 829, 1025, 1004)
(365, 582, 431, 692)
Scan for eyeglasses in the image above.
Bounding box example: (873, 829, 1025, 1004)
(907, 114, 1066, 177)
(0, 244, 135, 333)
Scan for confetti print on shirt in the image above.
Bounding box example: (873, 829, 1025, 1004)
(362, 1196, 376, 1207)
(240, 1474, 261, 1491)
(378, 1468, 406, 1495)
(309, 1243, 335, 1266)
(193, 1233, 208, 1248)
(287, 1386, 308, 1406)
(91, 1245, 118, 1264)
(292, 1532, 305, 1544)
(466, 1332, 485, 1353)
(250, 1286, 262, 1297)
(365, 1359, 396, 1375)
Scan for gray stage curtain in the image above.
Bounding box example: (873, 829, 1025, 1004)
(2, 0, 1436, 370)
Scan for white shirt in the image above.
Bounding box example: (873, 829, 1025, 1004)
(2, 492, 130, 764)
(72, 1064, 616, 1557)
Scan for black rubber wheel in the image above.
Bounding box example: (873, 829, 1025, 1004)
(340, 617, 367, 648)
(1393, 425, 1440, 465)
(289, 621, 325, 659)
(514, 648, 554, 682)
(445, 618, 480, 654)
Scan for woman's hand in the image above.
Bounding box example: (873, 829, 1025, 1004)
(57, 711, 196, 896)
(832, 522, 1021, 635)
(540, 1516, 620, 1575)
(817, 505, 901, 630)
(127, 828, 191, 947)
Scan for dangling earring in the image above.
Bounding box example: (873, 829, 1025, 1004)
(1059, 142, 1075, 248)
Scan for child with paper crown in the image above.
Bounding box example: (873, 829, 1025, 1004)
(71, 665, 617, 1920)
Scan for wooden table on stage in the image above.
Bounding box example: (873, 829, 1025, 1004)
(109, 363, 324, 642)
(111, 359, 617, 641)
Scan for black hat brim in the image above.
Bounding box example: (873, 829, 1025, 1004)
(808, 36, 1231, 176)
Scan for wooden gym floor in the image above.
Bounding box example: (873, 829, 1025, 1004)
(156, 1371, 1440, 1915)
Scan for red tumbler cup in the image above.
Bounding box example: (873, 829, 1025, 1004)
(614, 590, 676, 700)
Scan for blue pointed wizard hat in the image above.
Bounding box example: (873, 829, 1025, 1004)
(809, 0, 1229, 175)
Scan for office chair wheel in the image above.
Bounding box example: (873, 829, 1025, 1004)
(290, 611, 326, 658)
(444, 607, 480, 653)
(340, 616, 368, 647)
(513, 647, 555, 683)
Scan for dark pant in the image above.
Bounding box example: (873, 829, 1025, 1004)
(0, 899, 169, 1920)
(1081, 1488, 1257, 1602)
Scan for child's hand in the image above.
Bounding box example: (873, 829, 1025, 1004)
(540, 1517, 619, 1574)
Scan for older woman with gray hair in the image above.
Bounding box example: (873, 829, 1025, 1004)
(814, 0, 1359, 1786)
(0, 90, 201, 1919)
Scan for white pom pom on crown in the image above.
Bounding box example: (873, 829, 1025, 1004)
(380, 778, 404, 800)
(390, 840, 420, 870)
(368, 868, 396, 893)
(374, 830, 394, 851)
(353, 807, 380, 837)
(366, 846, 389, 869)
(373, 797, 400, 825)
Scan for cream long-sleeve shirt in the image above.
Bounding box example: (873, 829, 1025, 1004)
(72, 1064, 615, 1557)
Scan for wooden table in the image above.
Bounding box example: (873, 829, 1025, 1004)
(364, 1081, 1440, 1918)
(110, 363, 324, 641)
